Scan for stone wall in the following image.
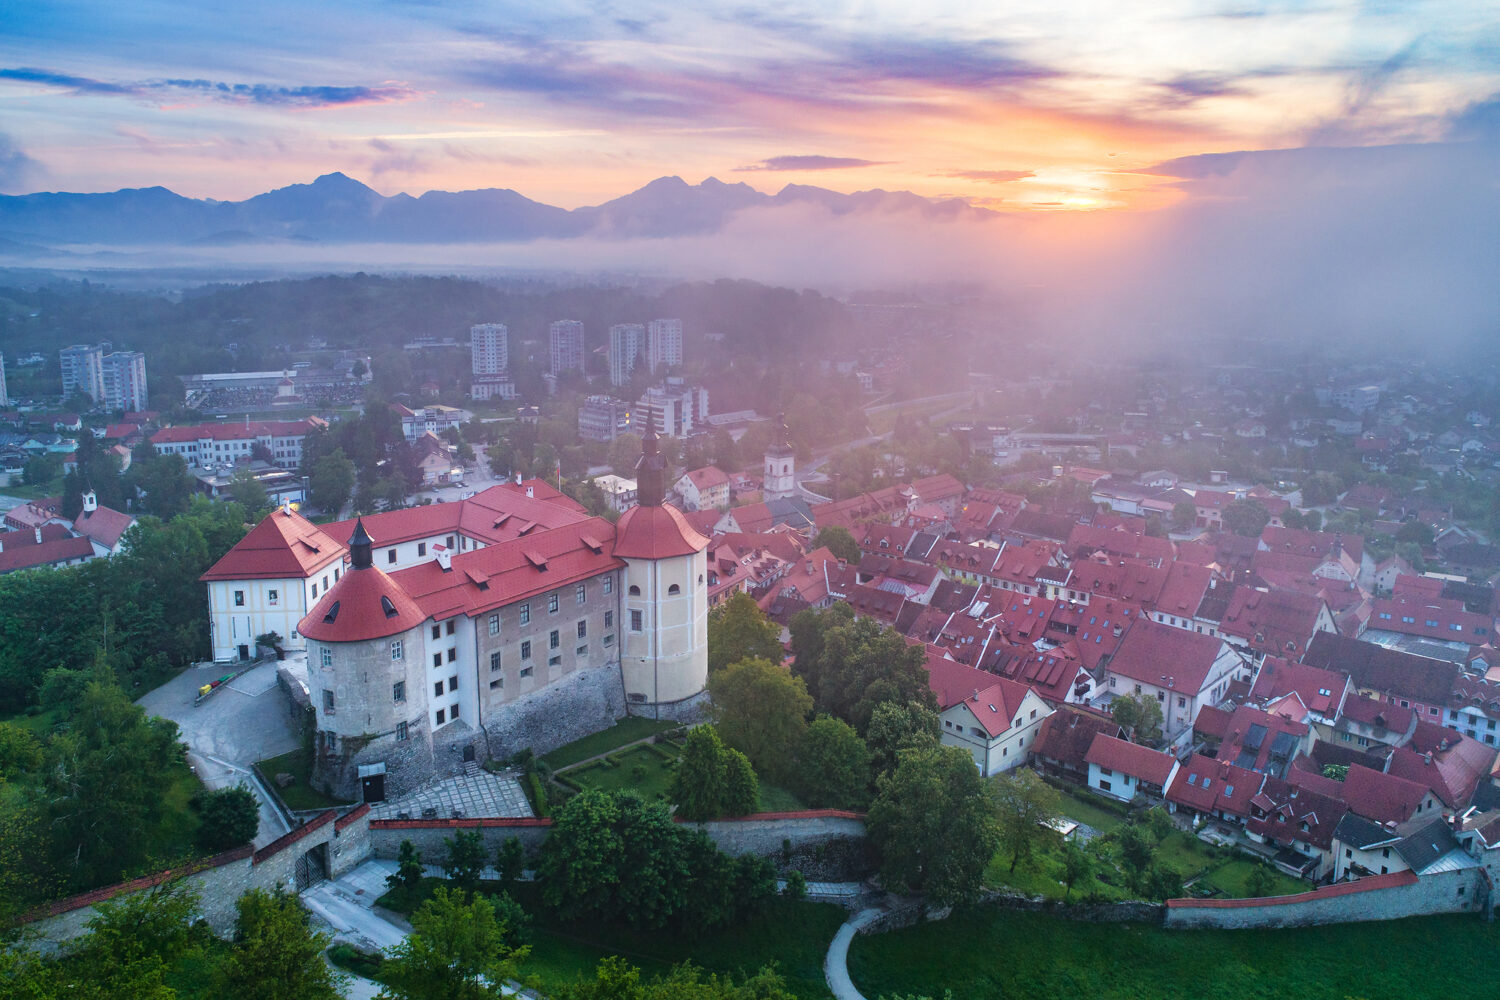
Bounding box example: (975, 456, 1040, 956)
(481, 662, 626, 761)
(369, 817, 554, 861)
(22, 805, 373, 948)
(1164, 868, 1484, 930)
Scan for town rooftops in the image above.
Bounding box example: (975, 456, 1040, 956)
(611, 502, 709, 560)
(200, 506, 345, 582)
(1032, 708, 1122, 770)
(1250, 656, 1348, 718)
(0, 524, 95, 574)
(1303, 631, 1460, 706)
(1219, 587, 1329, 658)
(1340, 764, 1431, 826)
(151, 417, 325, 444)
(1167, 754, 1262, 817)
(73, 503, 135, 550)
(683, 465, 729, 491)
(323, 480, 589, 551)
(1386, 734, 1497, 810)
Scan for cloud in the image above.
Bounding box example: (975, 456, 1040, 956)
(0, 66, 417, 109)
(735, 155, 888, 171)
(1448, 91, 1500, 140)
(0, 132, 44, 192)
(1157, 73, 1248, 104)
(942, 169, 1034, 184)
(836, 37, 1059, 90)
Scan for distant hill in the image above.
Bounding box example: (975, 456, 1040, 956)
(0, 172, 993, 246)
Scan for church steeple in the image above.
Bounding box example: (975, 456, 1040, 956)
(635, 411, 666, 507)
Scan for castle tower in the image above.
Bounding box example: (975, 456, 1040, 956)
(763, 412, 796, 502)
(613, 421, 710, 718)
(299, 519, 432, 801)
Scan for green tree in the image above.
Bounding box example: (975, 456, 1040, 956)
(46, 881, 201, 1000)
(1060, 839, 1092, 901)
(444, 828, 488, 893)
(789, 603, 937, 733)
(226, 466, 270, 520)
(377, 887, 529, 1000)
(865, 701, 940, 780)
(783, 869, 807, 900)
(814, 525, 861, 563)
(992, 767, 1062, 873)
(707, 591, 784, 674)
(218, 887, 345, 1000)
(190, 785, 259, 853)
(796, 715, 872, 810)
(552, 957, 798, 1000)
(1143, 863, 1183, 901)
(1111, 693, 1164, 744)
(1222, 498, 1271, 538)
(1170, 501, 1197, 533)
(671, 726, 731, 822)
(722, 748, 759, 817)
(496, 836, 527, 889)
(1245, 863, 1278, 898)
(308, 447, 356, 516)
(1321, 763, 1349, 782)
(709, 658, 811, 784)
(1114, 825, 1155, 884)
(866, 744, 999, 905)
(387, 839, 425, 894)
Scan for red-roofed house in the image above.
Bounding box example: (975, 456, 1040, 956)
(1219, 588, 1337, 660)
(1340, 764, 1441, 826)
(1386, 735, 1498, 814)
(0, 523, 96, 575)
(1101, 620, 1247, 742)
(71, 491, 136, 556)
(925, 649, 1053, 775)
(1250, 655, 1350, 725)
(1367, 595, 1495, 647)
(1031, 707, 1123, 782)
(675, 465, 730, 512)
(152, 417, 327, 469)
(1245, 777, 1348, 876)
(1167, 754, 1263, 824)
(1085, 733, 1179, 803)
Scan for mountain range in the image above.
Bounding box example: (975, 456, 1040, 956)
(0, 172, 991, 248)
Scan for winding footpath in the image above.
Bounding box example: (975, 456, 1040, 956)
(824, 907, 885, 1000)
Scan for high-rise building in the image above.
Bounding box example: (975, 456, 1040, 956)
(646, 318, 682, 373)
(636, 379, 709, 437)
(578, 395, 633, 442)
(549, 320, 586, 376)
(609, 323, 644, 387)
(0, 352, 8, 408)
(60, 344, 106, 403)
(102, 350, 148, 412)
(470, 323, 508, 376)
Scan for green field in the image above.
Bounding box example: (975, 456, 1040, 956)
(848, 908, 1500, 1000)
(565, 743, 681, 801)
(254, 747, 353, 812)
(541, 717, 679, 770)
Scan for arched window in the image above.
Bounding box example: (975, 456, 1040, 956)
(628, 585, 641, 596)
(668, 584, 681, 595)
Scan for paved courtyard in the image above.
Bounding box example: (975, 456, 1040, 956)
(370, 769, 533, 821)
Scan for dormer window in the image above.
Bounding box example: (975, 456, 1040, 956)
(323, 601, 340, 624)
(381, 596, 399, 619)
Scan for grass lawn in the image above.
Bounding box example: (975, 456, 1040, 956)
(255, 747, 354, 812)
(1197, 858, 1307, 898)
(848, 908, 1500, 1000)
(155, 760, 208, 864)
(565, 743, 680, 801)
(1051, 786, 1130, 834)
(542, 717, 679, 770)
(756, 783, 807, 813)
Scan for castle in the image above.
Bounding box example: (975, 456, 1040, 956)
(200, 427, 710, 801)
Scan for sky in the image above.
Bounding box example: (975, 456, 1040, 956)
(3, 0, 1499, 212)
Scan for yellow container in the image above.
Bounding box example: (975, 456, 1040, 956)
(199, 684, 213, 698)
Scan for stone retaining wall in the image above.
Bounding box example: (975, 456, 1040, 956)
(481, 663, 627, 762)
(1163, 868, 1483, 929)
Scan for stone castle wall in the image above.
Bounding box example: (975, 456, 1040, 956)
(1163, 868, 1484, 929)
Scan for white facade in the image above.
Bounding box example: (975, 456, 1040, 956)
(208, 573, 325, 661)
(939, 689, 1053, 776)
(620, 547, 709, 709)
(636, 381, 709, 437)
(549, 320, 585, 375)
(1088, 757, 1179, 803)
(60, 343, 106, 403)
(470, 323, 508, 376)
(647, 318, 682, 373)
(764, 447, 796, 501)
(609, 324, 644, 386)
(1103, 643, 1245, 743)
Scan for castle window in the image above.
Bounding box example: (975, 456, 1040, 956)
(549, 592, 560, 614)
(396, 721, 408, 741)
(629, 585, 640, 596)
(490, 651, 501, 672)
(234, 590, 245, 607)
(388, 549, 397, 564)
(549, 654, 561, 666)
(446, 648, 457, 663)
(577, 644, 588, 656)
(631, 609, 643, 632)
(519, 603, 530, 625)
(605, 611, 613, 628)
(435, 681, 444, 697)
(520, 666, 534, 678)
(603, 575, 613, 595)
(446, 619, 456, 636)
(521, 640, 532, 660)
(433, 653, 442, 668)
(268, 589, 279, 605)
(604, 634, 615, 646)
(576, 583, 587, 605)
(431, 624, 441, 640)
(418, 543, 427, 557)
(577, 620, 587, 639)
(550, 630, 560, 650)
(436, 708, 445, 725)
(323, 689, 335, 712)
(668, 584, 680, 595)
(382, 597, 399, 619)
(393, 681, 405, 702)
(321, 648, 332, 668)
(490, 679, 502, 690)
(489, 614, 500, 635)
(449, 675, 458, 691)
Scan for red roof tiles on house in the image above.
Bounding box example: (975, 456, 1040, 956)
(613, 503, 710, 560)
(1106, 619, 1234, 693)
(1340, 764, 1430, 825)
(1085, 733, 1177, 785)
(200, 507, 345, 582)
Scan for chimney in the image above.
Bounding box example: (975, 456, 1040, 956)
(281, 496, 292, 516)
(526, 485, 534, 498)
(515, 473, 522, 486)
(436, 545, 452, 572)
(34, 527, 42, 544)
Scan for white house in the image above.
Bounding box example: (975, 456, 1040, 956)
(926, 651, 1054, 775)
(1100, 620, 1247, 743)
(1085, 732, 1180, 803)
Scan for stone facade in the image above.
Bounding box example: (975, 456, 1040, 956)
(481, 662, 627, 761)
(1163, 868, 1483, 929)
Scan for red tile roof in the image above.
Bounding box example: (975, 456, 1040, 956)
(1156, 562, 1214, 617)
(1220, 588, 1329, 658)
(73, 503, 134, 550)
(1032, 708, 1122, 769)
(299, 560, 429, 642)
(1369, 595, 1494, 644)
(152, 418, 323, 444)
(1341, 764, 1429, 825)
(1085, 733, 1177, 785)
(1106, 619, 1233, 693)
(200, 507, 344, 582)
(924, 650, 1036, 738)
(1386, 736, 1497, 810)
(1245, 776, 1347, 850)
(1260, 525, 1364, 566)
(1250, 656, 1348, 717)
(0, 526, 95, 573)
(1167, 753, 1262, 817)
(614, 503, 710, 560)
(683, 465, 729, 490)
(323, 482, 588, 551)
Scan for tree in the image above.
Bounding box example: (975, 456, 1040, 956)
(191, 785, 259, 852)
(814, 525, 861, 563)
(1170, 501, 1197, 533)
(1300, 473, 1344, 506)
(444, 828, 488, 893)
(789, 604, 937, 733)
(1396, 519, 1435, 547)
(1114, 825, 1155, 885)
(783, 869, 807, 900)
(709, 657, 811, 784)
(50, 881, 200, 1000)
(1111, 693, 1164, 744)
(992, 768, 1062, 873)
(707, 591, 784, 674)
(496, 836, 526, 889)
(796, 715, 872, 810)
(1143, 864, 1183, 901)
(308, 447, 355, 516)
(218, 887, 345, 1000)
(552, 957, 798, 1000)
(1321, 763, 1349, 782)
(1222, 498, 1271, 538)
(377, 887, 528, 1000)
(1245, 864, 1278, 898)
(865, 701, 940, 780)
(1302, 508, 1323, 531)
(227, 466, 270, 520)
(387, 839, 425, 894)
(722, 748, 759, 817)
(1060, 839, 1092, 901)
(866, 744, 999, 905)
(671, 726, 730, 822)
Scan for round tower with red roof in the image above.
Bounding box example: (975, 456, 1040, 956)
(614, 420, 711, 717)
